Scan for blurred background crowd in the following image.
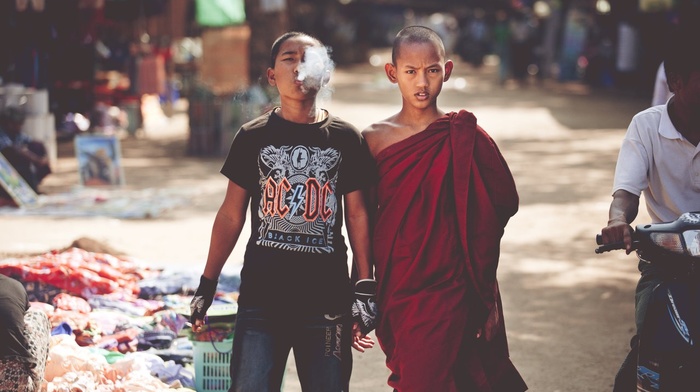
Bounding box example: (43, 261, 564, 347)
(0, 0, 698, 156)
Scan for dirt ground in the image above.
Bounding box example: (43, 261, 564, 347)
(0, 56, 653, 391)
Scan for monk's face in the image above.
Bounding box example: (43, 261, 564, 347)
(385, 41, 453, 110)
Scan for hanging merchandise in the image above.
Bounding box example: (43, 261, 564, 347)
(198, 24, 250, 95)
(195, 0, 245, 27)
(32, 0, 45, 11)
(616, 22, 639, 73)
(137, 54, 166, 96)
(639, 0, 675, 12)
(142, 0, 167, 17)
(261, 0, 286, 13)
(103, 0, 139, 21)
(16, 0, 45, 12)
(103, 0, 165, 21)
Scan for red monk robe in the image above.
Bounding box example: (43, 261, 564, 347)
(373, 110, 527, 391)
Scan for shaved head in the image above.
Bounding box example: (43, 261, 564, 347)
(391, 26, 446, 65)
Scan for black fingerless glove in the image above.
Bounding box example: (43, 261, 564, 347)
(190, 275, 218, 324)
(351, 279, 379, 335)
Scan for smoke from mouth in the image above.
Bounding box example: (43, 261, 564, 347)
(297, 46, 334, 95)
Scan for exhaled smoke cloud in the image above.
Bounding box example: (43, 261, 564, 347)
(297, 45, 335, 102)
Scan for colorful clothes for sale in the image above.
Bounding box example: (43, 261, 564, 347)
(0, 248, 150, 299)
(372, 110, 527, 391)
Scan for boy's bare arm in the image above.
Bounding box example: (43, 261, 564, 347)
(203, 181, 250, 280)
(191, 180, 249, 332)
(344, 189, 373, 280)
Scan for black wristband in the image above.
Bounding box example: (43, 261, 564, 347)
(190, 274, 218, 323)
(197, 274, 218, 295)
(352, 279, 379, 335)
(355, 279, 377, 295)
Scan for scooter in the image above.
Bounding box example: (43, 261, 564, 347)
(596, 212, 700, 391)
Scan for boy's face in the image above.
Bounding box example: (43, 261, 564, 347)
(267, 36, 325, 99)
(385, 41, 453, 110)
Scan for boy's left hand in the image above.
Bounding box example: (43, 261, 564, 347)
(190, 275, 218, 332)
(351, 279, 379, 335)
(352, 322, 375, 352)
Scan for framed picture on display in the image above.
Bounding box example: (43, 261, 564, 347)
(75, 134, 125, 187)
(0, 152, 38, 207)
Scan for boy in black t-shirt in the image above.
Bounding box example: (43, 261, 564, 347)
(190, 32, 378, 391)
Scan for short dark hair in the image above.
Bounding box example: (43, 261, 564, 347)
(391, 26, 446, 65)
(269, 31, 322, 68)
(663, 24, 700, 82)
(0, 106, 26, 125)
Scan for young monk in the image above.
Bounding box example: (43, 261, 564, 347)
(362, 26, 528, 391)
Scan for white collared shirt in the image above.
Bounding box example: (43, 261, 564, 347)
(613, 104, 700, 223)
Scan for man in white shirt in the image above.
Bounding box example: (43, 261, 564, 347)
(599, 24, 700, 391)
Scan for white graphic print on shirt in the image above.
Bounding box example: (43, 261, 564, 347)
(257, 144, 340, 253)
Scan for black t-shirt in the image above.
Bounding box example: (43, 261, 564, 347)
(221, 109, 376, 315)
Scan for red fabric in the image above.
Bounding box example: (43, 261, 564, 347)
(0, 248, 147, 299)
(137, 54, 166, 96)
(373, 110, 526, 391)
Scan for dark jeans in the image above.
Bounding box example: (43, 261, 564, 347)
(229, 307, 352, 392)
(613, 259, 661, 391)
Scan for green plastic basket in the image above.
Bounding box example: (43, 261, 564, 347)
(193, 338, 233, 392)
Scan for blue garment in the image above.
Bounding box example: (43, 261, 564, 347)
(51, 322, 72, 336)
(229, 307, 353, 392)
(0, 129, 32, 150)
(138, 269, 240, 299)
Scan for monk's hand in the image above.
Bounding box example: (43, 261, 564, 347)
(190, 275, 217, 333)
(351, 279, 379, 336)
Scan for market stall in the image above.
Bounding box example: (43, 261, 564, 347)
(0, 241, 241, 391)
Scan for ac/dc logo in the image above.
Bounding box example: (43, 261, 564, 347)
(262, 177, 333, 222)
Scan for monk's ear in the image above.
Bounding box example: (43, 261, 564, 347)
(267, 67, 276, 87)
(443, 60, 454, 82)
(385, 63, 398, 84)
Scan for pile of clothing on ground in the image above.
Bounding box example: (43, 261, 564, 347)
(0, 244, 240, 392)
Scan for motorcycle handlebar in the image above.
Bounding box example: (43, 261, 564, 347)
(595, 242, 627, 254)
(595, 234, 637, 254)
